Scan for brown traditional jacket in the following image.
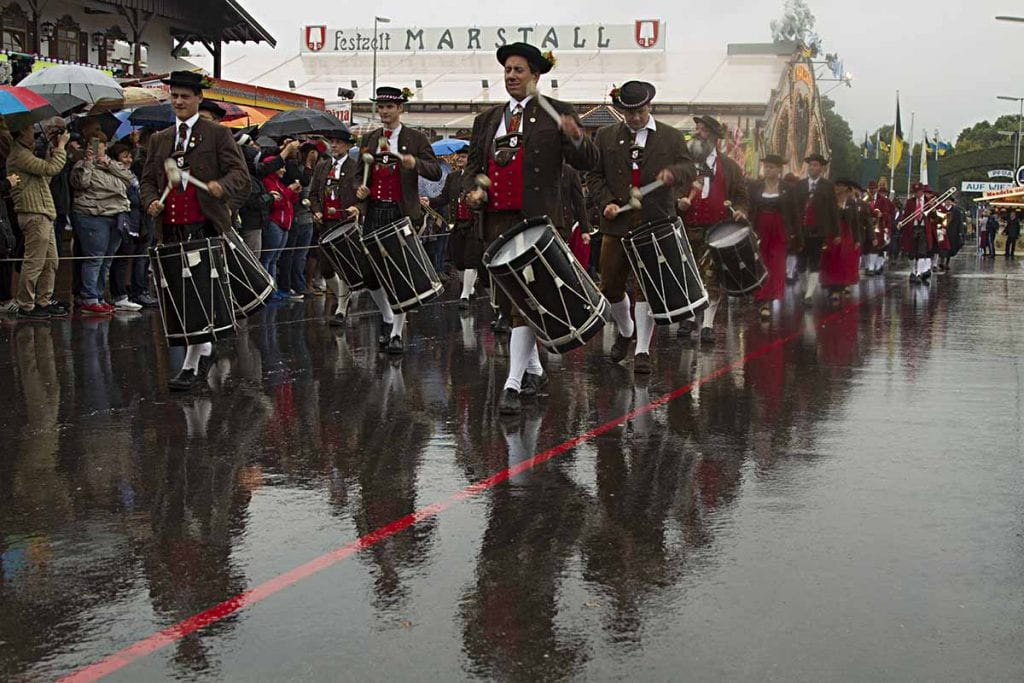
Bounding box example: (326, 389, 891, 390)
(360, 125, 441, 221)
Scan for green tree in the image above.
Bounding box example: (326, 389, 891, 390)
(954, 115, 1021, 153)
(821, 96, 860, 180)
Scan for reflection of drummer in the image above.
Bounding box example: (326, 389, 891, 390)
(354, 86, 442, 355)
(676, 115, 748, 346)
(589, 80, 695, 374)
(139, 70, 250, 392)
(464, 42, 599, 416)
(310, 129, 361, 327)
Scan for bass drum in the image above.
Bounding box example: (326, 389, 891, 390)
(222, 227, 273, 318)
(150, 237, 236, 346)
(705, 220, 768, 295)
(320, 217, 371, 290)
(624, 216, 708, 324)
(483, 215, 607, 354)
(360, 216, 442, 312)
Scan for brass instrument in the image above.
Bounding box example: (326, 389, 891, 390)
(896, 187, 957, 230)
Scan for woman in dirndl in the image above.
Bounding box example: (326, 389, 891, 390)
(748, 154, 796, 320)
(820, 178, 863, 304)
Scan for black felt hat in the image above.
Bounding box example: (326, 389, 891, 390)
(372, 86, 411, 103)
(161, 71, 212, 91)
(496, 42, 554, 75)
(611, 81, 656, 110)
(804, 152, 829, 164)
(693, 115, 724, 138)
(761, 153, 785, 166)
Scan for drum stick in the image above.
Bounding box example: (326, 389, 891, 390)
(157, 181, 172, 206)
(361, 153, 374, 187)
(527, 81, 563, 129)
(164, 158, 210, 193)
(616, 180, 665, 216)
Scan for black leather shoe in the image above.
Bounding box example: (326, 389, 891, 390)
(329, 312, 346, 327)
(520, 372, 548, 397)
(676, 319, 694, 339)
(610, 333, 632, 363)
(458, 298, 470, 310)
(196, 350, 217, 379)
(378, 318, 391, 346)
(700, 327, 715, 345)
(498, 388, 521, 415)
(493, 315, 510, 334)
(633, 352, 652, 374)
(386, 335, 404, 355)
(169, 369, 199, 392)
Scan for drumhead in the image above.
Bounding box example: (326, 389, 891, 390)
(488, 224, 550, 267)
(707, 222, 751, 248)
(374, 216, 413, 238)
(625, 216, 682, 243)
(322, 218, 360, 243)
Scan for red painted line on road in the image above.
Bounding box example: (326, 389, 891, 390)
(58, 302, 862, 683)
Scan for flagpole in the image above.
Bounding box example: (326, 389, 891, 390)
(906, 111, 916, 196)
(889, 91, 899, 192)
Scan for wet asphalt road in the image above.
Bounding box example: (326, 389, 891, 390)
(1, 251, 1023, 682)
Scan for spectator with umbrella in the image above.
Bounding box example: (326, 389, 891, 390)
(3, 91, 70, 319)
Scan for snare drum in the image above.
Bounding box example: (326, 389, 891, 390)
(222, 228, 273, 317)
(360, 216, 442, 312)
(705, 221, 768, 295)
(320, 218, 371, 290)
(624, 216, 708, 324)
(483, 216, 608, 354)
(150, 238, 236, 346)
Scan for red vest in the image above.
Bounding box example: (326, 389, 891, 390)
(370, 159, 402, 203)
(455, 197, 472, 221)
(322, 165, 346, 218)
(164, 183, 204, 225)
(487, 148, 525, 212)
(803, 199, 817, 228)
(631, 168, 642, 188)
(685, 163, 728, 226)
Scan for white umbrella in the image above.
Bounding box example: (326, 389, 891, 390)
(18, 65, 123, 106)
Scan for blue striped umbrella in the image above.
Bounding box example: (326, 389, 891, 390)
(0, 85, 60, 131)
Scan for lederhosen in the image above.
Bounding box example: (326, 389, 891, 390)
(599, 135, 647, 304)
(798, 182, 825, 273)
(318, 157, 355, 279)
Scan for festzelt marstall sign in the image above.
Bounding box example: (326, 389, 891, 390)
(301, 22, 666, 54)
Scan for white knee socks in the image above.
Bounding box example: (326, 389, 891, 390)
(390, 312, 406, 338)
(609, 295, 635, 338)
(505, 325, 536, 391)
(326, 275, 350, 315)
(634, 302, 654, 355)
(786, 255, 798, 279)
(460, 269, 478, 300)
(369, 287, 394, 324)
(181, 342, 212, 371)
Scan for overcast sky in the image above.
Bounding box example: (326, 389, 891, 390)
(221, 0, 1024, 143)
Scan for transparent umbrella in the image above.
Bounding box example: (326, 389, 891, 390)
(18, 65, 124, 107)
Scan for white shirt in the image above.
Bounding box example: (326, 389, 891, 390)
(379, 124, 402, 152)
(628, 115, 657, 159)
(807, 176, 819, 193)
(496, 96, 533, 138)
(174, 112, 200, 152)
(702, 148, 719, 199)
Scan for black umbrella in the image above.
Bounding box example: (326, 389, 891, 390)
(260, 108, 349, 139)
(128, 103, 175, 128)
(39, 92, 88, 116)
(70, 112, 122, 141)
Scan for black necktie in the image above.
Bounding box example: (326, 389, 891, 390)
(175, 122, 188, 153)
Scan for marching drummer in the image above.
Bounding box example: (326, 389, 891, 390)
(140, 70, 250, 392)
(464, 42, 598, 415)
(589, 80, 694, 374)
(355, 86, 442, 355)
(310, 129, 361, 326)
(676, 115, 748, 346)
(422, 146, 480, 309)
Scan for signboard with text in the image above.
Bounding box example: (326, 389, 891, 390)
(962, 181, 1013, 194)
(301, 22, 666, 54)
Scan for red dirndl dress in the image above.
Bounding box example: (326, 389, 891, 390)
(820, 220, 861, 288)
(753, 195, 788, 302)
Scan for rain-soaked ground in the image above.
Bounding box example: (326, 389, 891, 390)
(1, 248, 1023, 682)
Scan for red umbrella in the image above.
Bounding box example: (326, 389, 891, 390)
(0, 85, 60, 131)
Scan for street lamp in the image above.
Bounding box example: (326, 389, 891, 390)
(997, 95, 1024, 173)
(372, 16, 391, 103)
